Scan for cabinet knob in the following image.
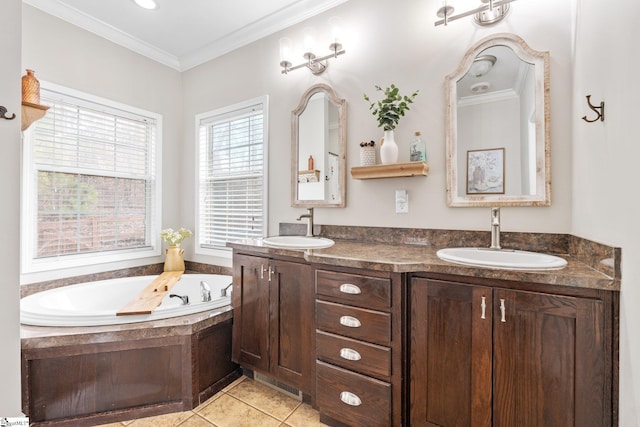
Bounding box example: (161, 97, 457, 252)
(339, 391, 362, 406)
(339, 283, 362, 295)
(339, 315, 362, 328)
(260, 265, 266, 279)
(339, 348, 362, 361)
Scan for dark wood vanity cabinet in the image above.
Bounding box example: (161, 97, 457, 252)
(410, 275, 616, 427)
(231, 252, 314, 395)
(314, 268, 404, 427)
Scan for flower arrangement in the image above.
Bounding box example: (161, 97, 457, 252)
(160, 227, 193, 246)
(363, 84, 419, 131)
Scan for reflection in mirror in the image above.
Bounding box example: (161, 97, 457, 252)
(292, 84, 346, 207)
(445, 33, 550, 207)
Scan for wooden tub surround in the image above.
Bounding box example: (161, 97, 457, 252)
(21, 304, 239, 426)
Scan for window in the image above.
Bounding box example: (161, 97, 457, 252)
(21, 82, 161, 273)
(196, 96, 268, 257)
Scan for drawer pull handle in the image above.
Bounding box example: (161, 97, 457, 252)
(500, 299, 507, 323)
(339, 348, 362, 361)
(339, 283, 362, 294)
(340, 391, 362, 406)
(339, 315, 361, 328)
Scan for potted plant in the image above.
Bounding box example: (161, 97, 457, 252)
(364, 84, 419, 163)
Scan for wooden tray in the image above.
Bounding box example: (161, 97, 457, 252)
(116, 271, 184, 316)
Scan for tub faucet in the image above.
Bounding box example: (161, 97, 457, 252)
(200, 281, 211, 302)
(169, 293, 190, 305)
(490, 207, 501, 250)
(297, 208, 314, 237)
(220, 282, 233, 297)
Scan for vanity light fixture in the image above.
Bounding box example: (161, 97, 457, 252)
(279, 18, 346, 75)
(435, 0, 517, 27)
(133, 0, 157, 10)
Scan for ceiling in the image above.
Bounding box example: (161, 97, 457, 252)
(23, 0, 349, 71)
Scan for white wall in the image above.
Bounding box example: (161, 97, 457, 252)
(183, 0, 573, 261)
(572, 0, 640, 424)
(0, 0, 24, 415)
(21, 5, 184, 283)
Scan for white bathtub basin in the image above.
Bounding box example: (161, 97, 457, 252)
(20, 274, 232, 327)
(437, 247, 567, 270)
(262, 235, 335, 249)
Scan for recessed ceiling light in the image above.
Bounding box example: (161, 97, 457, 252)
(133, 0, 157, 10)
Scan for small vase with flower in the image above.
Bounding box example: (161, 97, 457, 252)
(160, 228, 193, 272)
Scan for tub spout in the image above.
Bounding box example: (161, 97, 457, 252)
(221, 282, 233, 297)
(169, 293, 189, 305)
(200, 281, 212, 302)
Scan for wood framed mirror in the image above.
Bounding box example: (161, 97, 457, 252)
(291, 84, 347, 207)
(445, 33, 550, 207)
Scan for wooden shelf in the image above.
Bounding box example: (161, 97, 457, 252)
(298, 169, 320, 183)
(350, 162, 429, 180)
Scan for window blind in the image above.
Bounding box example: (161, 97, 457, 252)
(29, 89, 157, 258)
(198, 102, 265, 250)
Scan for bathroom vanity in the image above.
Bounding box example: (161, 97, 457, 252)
(229, 227, 619, 427)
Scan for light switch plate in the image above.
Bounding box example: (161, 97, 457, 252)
(395, 189, 408, 213)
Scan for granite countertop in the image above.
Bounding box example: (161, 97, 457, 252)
(229, 238, 619, 292)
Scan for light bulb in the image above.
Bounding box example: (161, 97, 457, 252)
(328, 16, 343, 45)
(279, 37, 293, 65)
(303, 27, 316, 56)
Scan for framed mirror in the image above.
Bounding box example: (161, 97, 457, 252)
(445, 33, 550, 207)
(292, 84, 347, 207)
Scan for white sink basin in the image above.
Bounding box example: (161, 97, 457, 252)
(437, 247, 567, 271)
(262, 236, 335, 249)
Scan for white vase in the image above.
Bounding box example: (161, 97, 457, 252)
(380, 130, 398, 164)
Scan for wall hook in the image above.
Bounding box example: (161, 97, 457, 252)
(0, 106, 16, 121)
(582, 95, 605, 123)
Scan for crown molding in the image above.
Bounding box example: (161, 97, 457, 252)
(23, 0, 349, 72)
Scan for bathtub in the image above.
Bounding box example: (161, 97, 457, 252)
(20, 274, 232, 327)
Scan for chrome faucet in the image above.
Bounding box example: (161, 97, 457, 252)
(169, 293, 190, 305)
(490, 207, 501, 250)
(297, 208, 315, 237)
(220, 282, 233, 297)
(200, 281, 211, 302)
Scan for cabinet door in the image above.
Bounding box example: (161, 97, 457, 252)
(232, 253, 270, 372)
(269, 260, 314, 394)
(410, 278, 492, 427)
(493, 289, 606, 427)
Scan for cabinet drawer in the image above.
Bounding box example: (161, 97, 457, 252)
(316, 361, 391, 427)
(316, 300, 391, 346)
(316, 330, 391, 379)
(316, 270, 391, 310)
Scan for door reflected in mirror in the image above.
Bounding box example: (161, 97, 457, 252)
(292, 84, 346, 207)
(446, 33, 550, 207)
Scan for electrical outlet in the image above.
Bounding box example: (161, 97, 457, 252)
(395, 189, 408, 214)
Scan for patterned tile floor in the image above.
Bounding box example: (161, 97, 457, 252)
(97, 376, 329, 427)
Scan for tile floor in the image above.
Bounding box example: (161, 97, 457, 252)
(97, 376, 329, 427)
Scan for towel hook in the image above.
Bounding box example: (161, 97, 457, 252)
(582, 95, 604, 123)
(0, 106, 16, 121)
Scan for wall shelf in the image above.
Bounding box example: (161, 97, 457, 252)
(298, 169, 320, 183)
(350, 161, 429, 180)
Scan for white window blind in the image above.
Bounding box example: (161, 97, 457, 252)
(197, 97, 268, 252)
(23, 85, 159, 269)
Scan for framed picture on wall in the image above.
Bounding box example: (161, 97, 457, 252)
(466, 148, 505, 194)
